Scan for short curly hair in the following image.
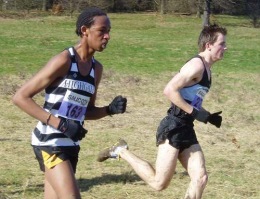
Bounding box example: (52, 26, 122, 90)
(198, 23, 227, 52)
(75, 7, 107, 36)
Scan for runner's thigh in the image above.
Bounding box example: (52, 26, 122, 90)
(155, 140, 179, 182)
(45, 160, 80, 197)
(178, 144, 206, 177)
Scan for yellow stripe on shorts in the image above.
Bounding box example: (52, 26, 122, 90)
(42, 150, 63, 169)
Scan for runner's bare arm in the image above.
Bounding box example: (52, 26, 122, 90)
(12, 51, 70, 128)
(163, 58, 204, 114)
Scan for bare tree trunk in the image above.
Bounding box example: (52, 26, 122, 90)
(202, 0, 211, 26)
(14, 0, 17, 10)
(2, 0, 7, 10)
(69, 0, 74, 17)
(42, 0, 47, 11)
(160, 0, 166, 14)
(246, 0, 260, 28)
(196, 0, 202, 18)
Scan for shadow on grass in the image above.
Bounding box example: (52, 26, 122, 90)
(0, 183, 43, 199)
(79, 172, 142, 192)
(0, 138, 23, 142)
(0, 173, 141, 197)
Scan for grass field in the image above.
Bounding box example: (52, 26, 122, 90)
(0, 12, 259, 199)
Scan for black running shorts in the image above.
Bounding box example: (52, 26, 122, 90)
(32, 145, 80, 173)
(156, 114, 198, 153)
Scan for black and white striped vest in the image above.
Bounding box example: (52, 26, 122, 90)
(32, 47, 96, 146)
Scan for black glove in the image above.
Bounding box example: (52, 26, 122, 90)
(107, 95, 127, 115)
(208, 111, 222, 128)
(57, 118, 87, 141)
(191, 108, 210, 123)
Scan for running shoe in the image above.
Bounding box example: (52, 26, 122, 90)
(97, 138, 128, 162)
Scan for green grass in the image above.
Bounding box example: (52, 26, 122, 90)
(0, 13, 259, 76)
(0, 13, 259, 199)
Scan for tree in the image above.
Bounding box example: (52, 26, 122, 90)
(246, 0, 260, 28)
(202, 0, 211, 27)
(42, 0, 46, 11)
(42, 0, 54, 11)
(196, 0, 203, 18)
(160, 0, 166, 14)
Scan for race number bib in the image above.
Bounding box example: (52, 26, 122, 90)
(191, 89, 207, 110)
(58, 90, 89, 121)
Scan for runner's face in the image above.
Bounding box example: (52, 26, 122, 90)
(210, 33, 227, 61)
(88, 15, 111, 52)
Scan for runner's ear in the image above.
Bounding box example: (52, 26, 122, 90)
(81, 25, 89, 37)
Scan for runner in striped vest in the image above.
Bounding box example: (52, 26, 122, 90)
(13, 7, 127, 198)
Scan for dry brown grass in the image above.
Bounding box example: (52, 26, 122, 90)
(0, 71, 259, 199)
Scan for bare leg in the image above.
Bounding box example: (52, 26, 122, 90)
(44, 160, 81, 199)
(178, 144, 208, 199)
(119, 139, 179, 191)
(44, 179, 57, 199)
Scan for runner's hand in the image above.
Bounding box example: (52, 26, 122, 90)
(58, 118, 87, 141)
(107, 95, 127, 115)
(191, 108, 210, 123)
(208, 111, 222, 128)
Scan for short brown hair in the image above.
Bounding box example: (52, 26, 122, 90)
(198, 23, 227, 52)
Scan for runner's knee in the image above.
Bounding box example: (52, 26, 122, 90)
(150, 180, 170, 191)
(196, 173, 208, 189)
